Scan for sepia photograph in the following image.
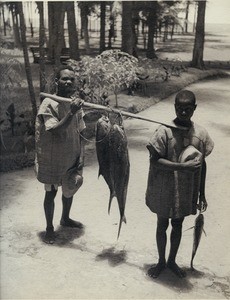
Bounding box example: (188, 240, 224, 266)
(0, 0, 229, 299)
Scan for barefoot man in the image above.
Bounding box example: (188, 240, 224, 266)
(145, 90, 214, 278)
(35, 65, 85, 244)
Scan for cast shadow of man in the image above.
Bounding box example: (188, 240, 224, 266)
(38, 225, 85, 249)
(95, 247, 127, 267)
(143, 264, 205, 292)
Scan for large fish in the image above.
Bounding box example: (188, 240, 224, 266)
(96, 114, 130, 239)
(191, 213, 206, 270)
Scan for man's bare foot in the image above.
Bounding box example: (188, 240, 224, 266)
(167, 261, 186, 278)
(147, 262, 166, 278)
(60, 218, 83, 229)
(44, 228, 55, 244)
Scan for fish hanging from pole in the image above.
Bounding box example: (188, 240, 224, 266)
(96, 114, 130, 239)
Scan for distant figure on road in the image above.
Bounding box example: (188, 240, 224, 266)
(35, 65, 85, 244)
(145, 90, 214, 278)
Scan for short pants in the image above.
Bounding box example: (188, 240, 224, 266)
(44, 168, 83, 198)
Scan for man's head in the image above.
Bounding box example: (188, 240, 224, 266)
(174, 90, 197, 126)
(55, 65, 75, 97)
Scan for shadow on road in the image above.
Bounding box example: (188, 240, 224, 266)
(95, 246, 127, 267)
(144, 263, 194, 292)
(38, 225, 85, 247)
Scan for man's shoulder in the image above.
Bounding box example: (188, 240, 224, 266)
(38, 97, 59, 113)
(40, 97, 59, 107)
(192, 122, 209, 135)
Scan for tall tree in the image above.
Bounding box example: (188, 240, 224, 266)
(146, 1, 158, 59)
(121, 1, 133, 55)
(99, 1, 106, 53)
(184, 1, 190, 33)
(8, 3, 21, 48)
(79, 2, 90, 54)
(191, 0, 206, 69)
(47, 2, 66, 65)
(17, 2, 37, 120)
(66, 1, 80, 61)
(1, 3, 7, 36)
(36, 1, 46, 93)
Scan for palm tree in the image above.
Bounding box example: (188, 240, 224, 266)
(17, 2, 37, 120)
(7, 2, 21, 48)
(47, 2, 66, 65)
(99, 1, 106, 53)
(36, 1, 46, 93)
(146, 1, 158, 59)
(79, 2, 91, 54)
(66, 2, 80, 61)
(0, 3, 7, 36)
(191, 0, 206, 69)
(121, 1, 133, 55)
(184, 1, 190, 33)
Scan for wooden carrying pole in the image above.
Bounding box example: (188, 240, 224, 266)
(40, 92, 187, 130)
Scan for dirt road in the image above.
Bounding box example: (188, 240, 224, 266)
(1, 77, 230, 299)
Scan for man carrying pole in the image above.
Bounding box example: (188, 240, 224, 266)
(35, 65, 85, 244)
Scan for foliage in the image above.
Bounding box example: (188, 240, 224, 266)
(68, 50, 139, 107)
(0, 48, 22, 98)
(0, 48, 22, 133)
(6, 103, 15, 135)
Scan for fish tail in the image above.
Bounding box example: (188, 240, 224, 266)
(108, 191, 116, 214)
(190, 258, 194, 270)
(117, 215, 126, 240)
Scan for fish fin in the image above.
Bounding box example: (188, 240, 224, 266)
(184, 226, 194, 232)
(203, 228, 207, 236)
(117, 215, 126, 240)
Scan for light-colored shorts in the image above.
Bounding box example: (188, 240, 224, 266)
(44, 169, 83, 198)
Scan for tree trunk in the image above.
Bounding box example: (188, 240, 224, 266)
(191, 0, 206, 69)
(170, 22, 175, 40)
(80, 3, 90, 54)
(121, 1, 133, 55)
(193, 2, 197, 33)
(146, 2, 157, 59)
(17, 2, 37, 121)
(2, 5, 7, 36)
(184, 1, 190, 33)
(11, 8, 21, 48)
(55, 3, 66, 66)
(99, 1, 106, 53)
(47, 2, 55, 62)
(108, 5, 114, 50)
(47, 2, 66, 66)
(163, 19, 169, 42)
(29, 19, 34, 37)
(36, 1, 46, 93)
(66, 2, 80, 61)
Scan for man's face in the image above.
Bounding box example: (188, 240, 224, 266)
(175, 99, 196, 123)
(56, 69, 75, 97)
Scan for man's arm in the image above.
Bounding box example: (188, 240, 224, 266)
(48, 99, 84, 134)
(197, 159, 208, 212)
(147, 146, 201, 172)
(77, 130, 86, 170)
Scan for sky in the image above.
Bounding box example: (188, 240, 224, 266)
(189, 0, 230, 24)
(8, 1, 230, 27)
(207, 0, 230, 24)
